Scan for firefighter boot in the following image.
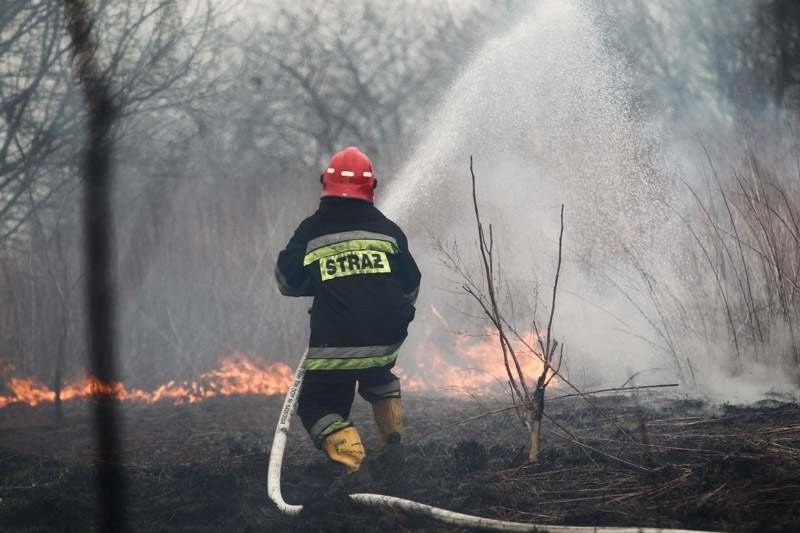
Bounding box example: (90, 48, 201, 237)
(322, 426, 366, 473)
(372, 398, 403, 447)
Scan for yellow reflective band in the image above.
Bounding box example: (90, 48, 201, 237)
(304, 351, 398, 371)
(303, 239, 398, 266)
(319, 250, 391, 281)
(318, 420, 352, 439)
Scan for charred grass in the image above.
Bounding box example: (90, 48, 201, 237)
(0, 393, 798, 532)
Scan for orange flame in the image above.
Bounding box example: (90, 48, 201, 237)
(396, 324, 557, 395)
(1, 308, 559, 407)
(0, 353, 293, 408)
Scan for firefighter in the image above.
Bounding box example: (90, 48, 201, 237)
(275, 146, 421, 473)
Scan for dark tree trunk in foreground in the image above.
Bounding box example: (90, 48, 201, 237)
(64, 1, 127, 531)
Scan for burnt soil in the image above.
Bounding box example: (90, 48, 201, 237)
(0, 392, 798, 532)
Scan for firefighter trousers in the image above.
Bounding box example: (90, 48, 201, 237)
(298, 365, 401, 447)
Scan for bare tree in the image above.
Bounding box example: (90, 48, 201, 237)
(238, 0, 506, 171)
(438, 158, 565, 462)
(1, 0, 219, 248)
(0, 0, 222, 385)
(0, 1, 82, 248)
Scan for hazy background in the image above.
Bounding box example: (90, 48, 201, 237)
(1, 0, 798, 401)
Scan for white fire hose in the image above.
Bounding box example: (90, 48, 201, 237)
(267, 350, 719, 533)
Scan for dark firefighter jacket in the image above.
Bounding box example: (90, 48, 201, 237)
(276, 197, 421, 371)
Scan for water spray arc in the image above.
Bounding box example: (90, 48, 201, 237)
(379, 0, 682, 394)
(266, 352, 718, 533)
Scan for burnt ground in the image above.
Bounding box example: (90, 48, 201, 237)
(0, 392, 798, 532)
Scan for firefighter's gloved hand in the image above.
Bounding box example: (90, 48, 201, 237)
(322, 426, 366, 473)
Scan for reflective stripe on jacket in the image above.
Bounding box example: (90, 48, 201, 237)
(276, 197, 421, 370)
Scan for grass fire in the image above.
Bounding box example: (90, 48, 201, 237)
(2, 0, 800, 532)
(0, 331, 546, 409)
(0, 355, 294, 408)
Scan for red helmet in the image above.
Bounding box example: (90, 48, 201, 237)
(321, 146, 376, 202)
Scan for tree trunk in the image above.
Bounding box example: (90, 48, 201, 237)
(528, 386, 545, 462)
(528, 417, 541, 462)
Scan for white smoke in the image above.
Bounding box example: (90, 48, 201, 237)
(380, 0, 796, 402)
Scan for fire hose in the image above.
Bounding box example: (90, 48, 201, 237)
(267, 350, 719, 533)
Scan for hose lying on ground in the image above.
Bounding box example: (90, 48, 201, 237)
(267, 350, 719, 533)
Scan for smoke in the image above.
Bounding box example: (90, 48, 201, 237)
(381, 0, 674, 391)
(381, 0, 798, 401)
